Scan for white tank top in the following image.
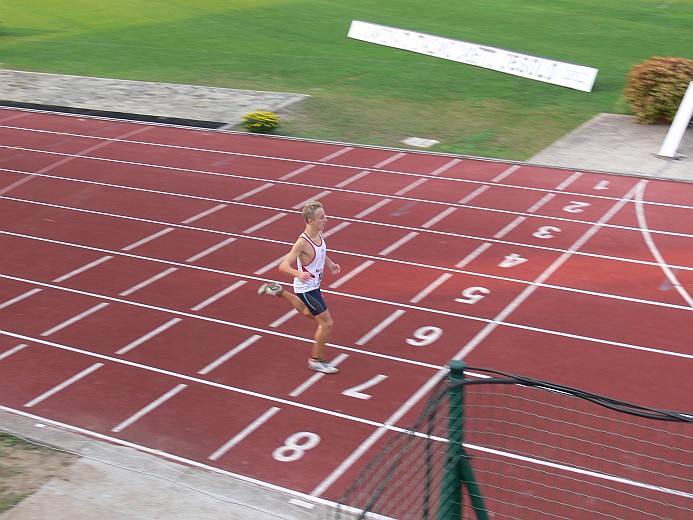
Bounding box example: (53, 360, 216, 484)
(293, 232, 326, 293)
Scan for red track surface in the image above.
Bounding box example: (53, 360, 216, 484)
(0, 108, 691, 504)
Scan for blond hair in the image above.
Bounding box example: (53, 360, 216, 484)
(302, 201, 323, 223)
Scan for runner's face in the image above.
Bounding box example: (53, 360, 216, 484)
(312, 208, 327, 229)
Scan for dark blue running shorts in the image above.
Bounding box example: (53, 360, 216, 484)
(298, 288, 328, 316)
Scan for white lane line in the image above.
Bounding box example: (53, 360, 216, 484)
(233, 182, 274, 201)
(52, 256, 113, 283)
(119, 267, 178, 297)
(209, 407, 281, 461)
(0, 405, 338, 507)
(320, 147, 353, 162)
(494, 216, 526, 239)
(322, 221, 350, 238)
(121, 228, 175, 251)
(556, 171, 583, 191)
(373, 152, 406, 169)
(455, 243, 493, 268)
(292, 191, 332, 210)
(270, 309, 299, 328)
(24, 362, 104, 407)
(280, 164, 314, 181)
(2, 136, 657, 215)
(180, 204, 227, 224)
(5, 321, 689, 463)
(289, 353, 349, 398)
(409, 273, 453, 304)
(0, 288, 42, 310)
(243, 212, 287, 233)
(2, 127, 149, 196)
(0, 175, 36, 196)
(0, 343, 27, 361)
(355, 310, 406, 346)
(0, 112, 29, 124)
(335, 171, 370, 188)
(310, 362, 446, 497)
(422, 207, 456, 229)
(354, 198, 392, 218)
(328, 260, 375, 289)
(6, 221, 693, 315)
(6, 164, 660, 241)
(36, 127, 150, 175)
(1, 331, 402, 435)
(40, 302, 110, 337)
(288, 499, 316, 510)
(526, 193, 555, 213)
(186, 237, 236, 263)
(430, 158, 461, 176)
(395, 178, 428, 196)
(116, 318, 183, 355)
(379, 232, 419, 256)
(634, 182, 693, 309)
(491, 164, 521, 182)
(0, 272, 452, 371)
(312, 185, 644, 497)
(190, 281, 246, 311)
(198, 335, 262, 375)
(254, 255, 285, 276)
(458, 185, 489, 204)
(111, 383, 188, 433)
(5, 270, 689, 373)
(454, 180, 647, 361)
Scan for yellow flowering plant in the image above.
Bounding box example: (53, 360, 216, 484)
(242, 110, 280, 133)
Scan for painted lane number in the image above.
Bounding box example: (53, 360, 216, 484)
(533, 226, 561, 239)
(498, 253, 527, 268)
(454, 287, 490, 304)
(272, 432, 321, 462)
(406, 326, 444, 346)
(563, 201, 591, 213)
(342, 374, 388, 400)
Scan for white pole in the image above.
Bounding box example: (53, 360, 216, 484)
(656, 81, 693, 159)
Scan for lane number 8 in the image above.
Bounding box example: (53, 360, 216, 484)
(272, 432, 321, 462)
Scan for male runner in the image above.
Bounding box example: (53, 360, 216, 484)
(258, 201, 341, 374)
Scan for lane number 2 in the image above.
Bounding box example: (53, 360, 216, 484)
(563, 201, 590, 213)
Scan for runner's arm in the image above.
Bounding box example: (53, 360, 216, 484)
(326, 255, 340, 275)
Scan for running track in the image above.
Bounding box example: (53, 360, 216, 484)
(0, 107, 691, 506)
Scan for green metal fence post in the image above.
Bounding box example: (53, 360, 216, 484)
(437, 360, 466, 520)
(437, 360, 489, 520)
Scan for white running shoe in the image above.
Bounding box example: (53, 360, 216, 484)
(308, 358, 339, 374)
(258, 282, 283, 296)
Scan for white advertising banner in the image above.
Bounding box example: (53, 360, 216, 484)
(348, 20, 598, 92)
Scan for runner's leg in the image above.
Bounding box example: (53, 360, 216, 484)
(311, 310, 334, 359)
(279, 291, 314, 318)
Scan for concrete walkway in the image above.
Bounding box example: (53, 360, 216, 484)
(0, 70, 691, 520)
(528, 112, 692, 181)
(0, 70, 309, 128)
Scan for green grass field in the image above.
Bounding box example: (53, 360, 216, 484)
(1, 0, 691, 159)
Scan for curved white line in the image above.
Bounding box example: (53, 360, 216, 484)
(634, 182, 693, 309)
